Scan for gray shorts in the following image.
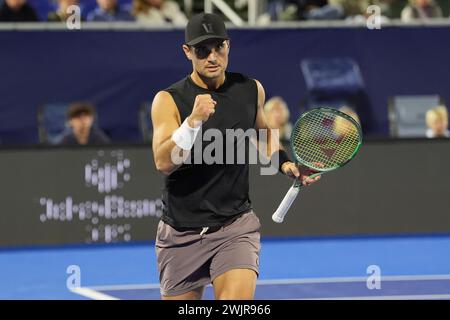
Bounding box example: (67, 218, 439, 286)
(155, 211, 261, 297)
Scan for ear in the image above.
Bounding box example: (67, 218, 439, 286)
(182, 44, 192, 61)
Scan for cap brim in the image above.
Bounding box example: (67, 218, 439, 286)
(186, 35, 229, 46)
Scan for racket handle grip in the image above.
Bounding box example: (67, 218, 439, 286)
(272, 185, 300, 223)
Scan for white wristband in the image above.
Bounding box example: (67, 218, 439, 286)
(172, 118, 201, 150)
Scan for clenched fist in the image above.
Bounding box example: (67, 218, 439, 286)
(187, 94, 217, 128)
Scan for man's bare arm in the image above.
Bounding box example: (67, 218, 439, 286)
(253, 80, 320, 185)
(151, 91, 217, 175)
(151, 91, 184, 175)
(254, 79, 279, 157)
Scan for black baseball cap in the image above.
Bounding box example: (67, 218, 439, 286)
(185, 13, 229, 46)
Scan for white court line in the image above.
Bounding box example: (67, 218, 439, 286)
(87, 274, 450, 291)
(89, 283, 161, 291)
(70, 287, 119, 300)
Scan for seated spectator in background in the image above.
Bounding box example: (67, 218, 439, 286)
(87, 0, 134, 22)
(48, 0, 80, 22)
(339, 105, 360, 123)
(0, 0, 38, 22)
(401, 0, 443, 22)
(58, 102, 111, 145)
(266, 0, 394, 23)
(296, 0, 344, 20)
(329, 0, 392, 22)
(266, 0, 343, 21)
(328, 0, 361, 17)
(132, 0, 187, 25)
(264, 0, 296, 22)
(264, 96, 292, 142)
(334, 106, 361, 136)
(426, 106, 449, 138)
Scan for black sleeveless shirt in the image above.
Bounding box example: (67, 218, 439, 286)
(162, 72, 258, 228)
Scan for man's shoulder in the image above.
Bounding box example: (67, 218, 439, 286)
(226, 72, 258, 91)
(227, 71, 249, 81)
(226, 72, 257, 86)
(164, 76, 190, 93)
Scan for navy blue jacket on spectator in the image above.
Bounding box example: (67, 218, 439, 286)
(58, 127, 111, 145)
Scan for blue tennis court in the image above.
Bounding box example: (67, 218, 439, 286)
(2, 235, 450, 300)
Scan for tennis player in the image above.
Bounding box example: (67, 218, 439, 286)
(151, 13, 321, 300)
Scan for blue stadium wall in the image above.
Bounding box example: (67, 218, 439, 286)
(1, 26, 450, 144)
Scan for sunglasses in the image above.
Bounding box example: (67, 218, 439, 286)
(190, 41, 228, 59)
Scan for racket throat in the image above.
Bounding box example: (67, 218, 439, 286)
(293, 178, 303, 188)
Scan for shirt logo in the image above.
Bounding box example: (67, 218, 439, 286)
(202, 23, 214, 34)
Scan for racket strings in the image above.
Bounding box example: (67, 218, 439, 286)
(291, 110, 361, 170)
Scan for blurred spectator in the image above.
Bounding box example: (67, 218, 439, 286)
(264, 96, 292, 142)
(132, 0, 187, 25)
(296, 0, 344, 20)
(339, 106, 360, 123)
(265, 0, 395, 22)
(87, 0, 134, 22)
(264, 0, 296, 21)
(401, 0, 443, 22)
(329, 0, 392, 20)
(334, 106, 361, 136)
(267, 0, 344, 21)
(425, 106, 449, 138)
(328, 0, 362, 17)
(58, 102, 111, 145)
(47, 0, 80, 22)
(0, 0, 38, 22)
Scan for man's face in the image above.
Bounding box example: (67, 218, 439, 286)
(69, 113, 94, 134)
(5, 0, 25, 11)
(183, 39, 230, 80)
(97, 0, 116, 11)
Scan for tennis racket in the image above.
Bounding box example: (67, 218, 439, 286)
(272, 107, 363, 223)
